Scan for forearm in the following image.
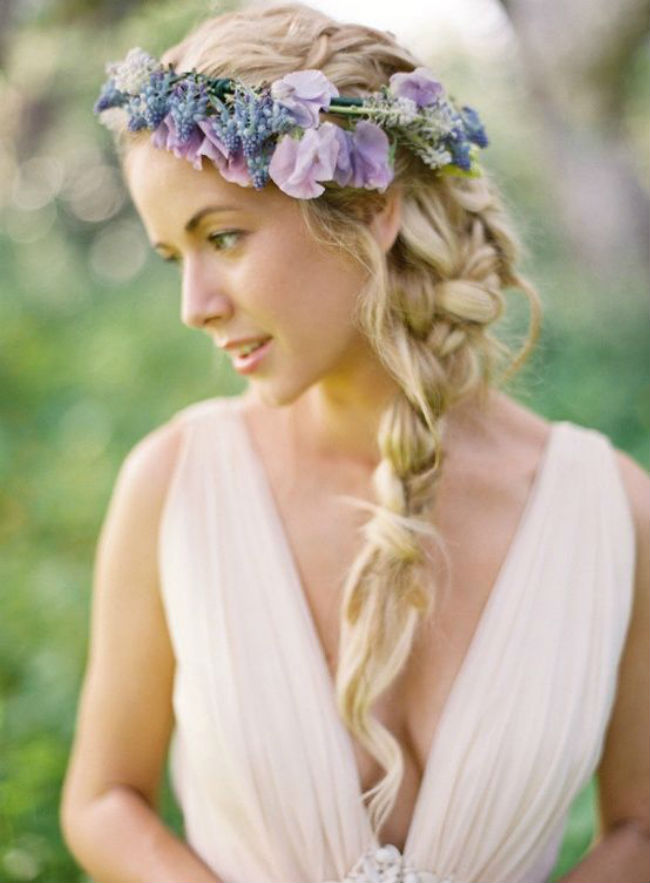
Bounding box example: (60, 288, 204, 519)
(556, 820, 650, 883)
(62, 784, 222, 883)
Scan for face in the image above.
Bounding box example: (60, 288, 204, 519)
(125, 139, 390, 408)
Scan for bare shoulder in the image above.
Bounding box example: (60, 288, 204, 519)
(115, 397, 239, 518)
(119, 416, 186, 502)
(613, 446, 650, 535)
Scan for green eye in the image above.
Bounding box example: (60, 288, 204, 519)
(208, 230, 241, 251)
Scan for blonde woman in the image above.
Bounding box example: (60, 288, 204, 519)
(60, 4, 649, 882)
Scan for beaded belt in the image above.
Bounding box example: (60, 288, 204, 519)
(340, 844, 455, 883)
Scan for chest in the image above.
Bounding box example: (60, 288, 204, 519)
(262, 458, 534, 851)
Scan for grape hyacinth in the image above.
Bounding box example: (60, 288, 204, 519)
(138, 69, 177, 130)
(168, 79, 210, 144)
(93, 78, 127, 114)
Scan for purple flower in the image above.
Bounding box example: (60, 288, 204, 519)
(334, 121, 393, 191)
(268, 122, 342, 198)
(270, 69, 339, 129)
(197, 119, 250, 186)
(151, 113, 204, 167)
(388, 67, 444, 108)
(151, 114, 252, 184)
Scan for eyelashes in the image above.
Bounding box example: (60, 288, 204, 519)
(207, 230, 242, 251)
(157, 230, 243, 264)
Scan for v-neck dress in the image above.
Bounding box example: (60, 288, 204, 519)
(158, 395, 635, 883)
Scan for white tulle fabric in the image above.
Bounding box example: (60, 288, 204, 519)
(158, 396, 635, 883)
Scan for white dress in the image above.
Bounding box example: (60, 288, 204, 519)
(157, 395, 635, 883)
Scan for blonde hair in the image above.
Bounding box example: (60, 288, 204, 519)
(135, 2, 542, 839)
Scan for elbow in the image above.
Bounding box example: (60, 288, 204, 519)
(59, 780, 114, 860)
(59, 784, 88, 862)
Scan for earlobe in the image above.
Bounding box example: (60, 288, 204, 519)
(370, 186, 403, 253)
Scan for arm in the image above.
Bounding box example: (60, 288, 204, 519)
(60, 420, 222, 883)
(557, 450, 650, 883)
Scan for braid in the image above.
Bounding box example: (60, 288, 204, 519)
(298, 170, 540, 836)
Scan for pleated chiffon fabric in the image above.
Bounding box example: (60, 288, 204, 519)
(158, 395, 635, 883)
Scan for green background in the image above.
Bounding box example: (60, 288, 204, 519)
(0, 1, 647, 880)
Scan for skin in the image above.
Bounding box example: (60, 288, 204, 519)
(59, 139, 649, 881)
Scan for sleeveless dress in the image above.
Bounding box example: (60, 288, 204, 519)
(157, 395, 635, 883)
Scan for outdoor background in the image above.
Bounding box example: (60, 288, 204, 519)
(0, 0, 648, 880)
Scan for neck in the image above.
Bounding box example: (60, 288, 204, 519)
(286, 377, 497, 471)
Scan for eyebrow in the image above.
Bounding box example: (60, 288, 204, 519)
(152, 205, 242, 250)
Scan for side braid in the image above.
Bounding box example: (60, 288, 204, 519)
(298, 169, 541, 837)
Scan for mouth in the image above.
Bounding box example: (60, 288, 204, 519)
(231, 337, 273, 373)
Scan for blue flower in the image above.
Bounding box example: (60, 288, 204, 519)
(93, 79, 127, 114)
(140, 70, 175, 129)
(168, 79, 209, 144)
(460, 106, 488, 148)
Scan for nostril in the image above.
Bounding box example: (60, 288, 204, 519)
(180, 291, 234, 330)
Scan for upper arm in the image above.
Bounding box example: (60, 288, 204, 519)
(60, 417, 184, 831)
(595, 448, 650, 837)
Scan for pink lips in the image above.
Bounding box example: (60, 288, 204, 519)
(220, 335, 271, 351)
(230, 337, 273, 374)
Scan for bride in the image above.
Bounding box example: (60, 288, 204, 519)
(60, 4, 649, 882)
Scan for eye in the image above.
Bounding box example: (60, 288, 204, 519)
(207, 230, 242, 252)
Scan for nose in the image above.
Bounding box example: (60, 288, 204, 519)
(180, 255, 234, 329)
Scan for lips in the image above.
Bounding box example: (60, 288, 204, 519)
(231, 337, 273, 374)
(221, 335, 272, 353)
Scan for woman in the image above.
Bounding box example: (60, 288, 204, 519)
(59, 3, 649, 882)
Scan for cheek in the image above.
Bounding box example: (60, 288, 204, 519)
(263, 240, 363, 329)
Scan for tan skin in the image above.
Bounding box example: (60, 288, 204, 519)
(60, 141, 650, 882)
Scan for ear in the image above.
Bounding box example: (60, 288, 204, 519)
(369, 185, 403, 253)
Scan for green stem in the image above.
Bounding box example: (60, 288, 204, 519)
(327, 102, 378, 116)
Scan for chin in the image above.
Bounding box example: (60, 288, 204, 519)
(248, 378, 308, 410)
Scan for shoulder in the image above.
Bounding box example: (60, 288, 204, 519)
(117, 417, 185, 518)
(612, 448, 649, 607)
(613, 447, 650, 539)
(97, 419, 186, 561)
(123, 418, 184, 482)
(114, 396, 236, 519)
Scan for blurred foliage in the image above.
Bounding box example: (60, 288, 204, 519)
(0, 1, 648, 881)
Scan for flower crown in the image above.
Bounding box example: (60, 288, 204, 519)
(94, 47, 489, 200)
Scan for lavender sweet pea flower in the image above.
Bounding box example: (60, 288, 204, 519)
(388, 67, 444, 108)
(331, 125, 353, 187)
(196, 119, 251, 186)
(334, 121, 393, 191)
(270, 69, 339, 129)
(151, 113, 203, 168)
(269, 122, 342, 198)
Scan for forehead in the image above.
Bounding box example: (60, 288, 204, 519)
(123, 138, 295, 240)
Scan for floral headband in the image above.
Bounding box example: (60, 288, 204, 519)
(94, 47, 489, 200)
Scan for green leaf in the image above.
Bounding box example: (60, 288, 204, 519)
(439, 161, 482, 179)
